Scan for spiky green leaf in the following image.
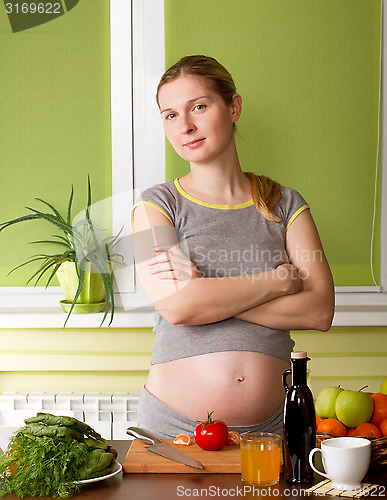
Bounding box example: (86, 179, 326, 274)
(67, 185, 74, 225)
(35, 198, 65, 222)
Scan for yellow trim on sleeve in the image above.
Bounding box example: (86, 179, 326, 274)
(285, 204, 309, 231)
(173, 178, 254, 210)
(130, 201, 173, 231)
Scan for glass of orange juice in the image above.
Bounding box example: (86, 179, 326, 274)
(240, 432, 281, 486)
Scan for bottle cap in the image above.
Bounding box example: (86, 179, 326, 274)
(291, 351, 307, 359)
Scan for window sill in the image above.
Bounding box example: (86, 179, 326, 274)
(1, 307, 386, 329)
(1, 288, 387, 329)
(0, 287, 155, 329)
(332, 306, 387, 326)
(333, 290, 387, 326)
(0, 306, 156, 329)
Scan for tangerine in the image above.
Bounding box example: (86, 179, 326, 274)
(347, 427, 356, 437)
(227, 431, 241, 445)
(354, 423, 381, 438)
(316, 414, 321, 428)
(317, 418, 347, 437)
(173, 434, 191, 446)
(370, 393, 387, 427)
(379, 418, 387, 437)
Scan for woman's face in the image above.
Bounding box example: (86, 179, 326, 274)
(157, 74, 241, 166)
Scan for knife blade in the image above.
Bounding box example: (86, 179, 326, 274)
(126, 426, 204, 469)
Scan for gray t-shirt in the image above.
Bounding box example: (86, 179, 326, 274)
(135, 178, 309, 364)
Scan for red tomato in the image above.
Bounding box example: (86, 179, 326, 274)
(194, 411, 229, 451)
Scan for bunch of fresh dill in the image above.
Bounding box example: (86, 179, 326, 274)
(0, 433, 89, 498)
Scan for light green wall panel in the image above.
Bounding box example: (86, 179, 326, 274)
(0, 354, 150, 371)
(0, 372, 148, 394)
(0, 328, 154, 393)
(0, 327, 385, 398)
(164, 0, 381, 286)
(0, 0, 112, 286)
(0, 328, 155, 353)
(293, 327, 387, 397)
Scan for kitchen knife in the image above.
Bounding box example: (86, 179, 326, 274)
(126, 426, 204, 469)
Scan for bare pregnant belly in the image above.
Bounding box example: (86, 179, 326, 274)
(146, 351, 289, 426)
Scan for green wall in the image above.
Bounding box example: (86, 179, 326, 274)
(0, 0, 111, 286)
(0, 0, 381, 286)
(164, 0, 381, 287)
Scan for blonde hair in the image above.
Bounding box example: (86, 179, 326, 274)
(244, 173, 282, 223)
(157, 55, 282, 223)
(156, 55, 236, 107)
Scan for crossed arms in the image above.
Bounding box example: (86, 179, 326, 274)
(132, 204, 334, 332)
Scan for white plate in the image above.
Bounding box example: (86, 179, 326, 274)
(76, 461, 122, 485)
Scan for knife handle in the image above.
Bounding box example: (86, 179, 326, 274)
(126, 426, 163, 445)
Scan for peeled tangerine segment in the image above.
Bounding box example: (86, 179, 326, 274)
(173, 434, 191, 446)
(227, 431, 241, 445)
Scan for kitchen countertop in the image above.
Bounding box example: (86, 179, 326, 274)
(3, 440, 387, 499)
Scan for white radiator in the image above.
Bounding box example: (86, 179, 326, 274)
(0, 392, 139, 440)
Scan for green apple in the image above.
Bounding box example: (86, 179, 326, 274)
(381, 378, 387, 395)
(335, 389, 374, 427)
(315, 386, 344, 419)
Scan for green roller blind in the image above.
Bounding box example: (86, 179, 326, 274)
(0, 0, 112, 286)
(164, 0, 381, 287)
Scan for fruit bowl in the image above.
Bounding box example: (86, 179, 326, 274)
(316, 433, 387, 468)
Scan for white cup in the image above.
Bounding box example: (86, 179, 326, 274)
(309, 437, 371, 491)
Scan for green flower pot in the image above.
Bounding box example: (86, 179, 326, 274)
(56, 261, 106, 314)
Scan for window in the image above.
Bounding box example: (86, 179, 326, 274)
(0, 0, 164, 325)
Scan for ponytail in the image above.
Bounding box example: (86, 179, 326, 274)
(244, 172, 281, 223)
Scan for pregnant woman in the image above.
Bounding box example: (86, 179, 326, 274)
(131, 55, 334, 438)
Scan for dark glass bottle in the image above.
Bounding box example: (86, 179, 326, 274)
(283, 351, 316, 484)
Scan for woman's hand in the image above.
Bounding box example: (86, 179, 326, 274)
(147, 244, 203, 281)
(274, 263, 303, 296)
(147, 250, 302, 296)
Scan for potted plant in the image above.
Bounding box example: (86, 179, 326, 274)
(0, 176, 123, 326)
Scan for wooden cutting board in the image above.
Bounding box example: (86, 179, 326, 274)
(123, 439, 241, 473)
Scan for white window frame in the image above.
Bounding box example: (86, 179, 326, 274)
(110, 0, 165, 310)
